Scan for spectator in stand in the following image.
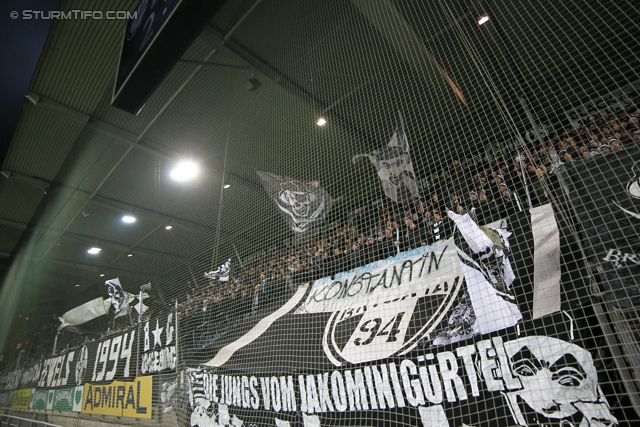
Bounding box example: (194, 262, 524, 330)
(477, 190, 499, 224)
(360, 236, 376, 264)
(349, 242, 363, 270)
(350, 208, 367, 234)
(610, 139, 623, 152)
(600, 144, 612, 156)
(381, 227, 397, 258)
(560, 150, 573, 163)
(289, 262, 310, 290)
(403, 216, 422, 250)
(431, 210, 449, 242)
(578, 145, 592, 160)
(447, 193, 463, 211)
(498, 184, 521, 217)
(429, 192, 445, 213)
(325, 247, 344, 278)
(467, 191, 479, 211)
(270, 271, 288, 308)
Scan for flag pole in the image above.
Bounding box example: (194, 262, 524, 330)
(52, 331, 59, 355)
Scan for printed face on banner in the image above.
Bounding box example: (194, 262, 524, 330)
(503, 336, 618, 427)
(378, 145, 413, 187)
(276, 181, 325, 232)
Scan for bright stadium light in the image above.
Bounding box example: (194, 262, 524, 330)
(478, 15, 490, 25)
(88, 247, 101, 255)
(122, 215, 136, 223)
(316, 117, 327, 126)
(170, 160, 199, 182)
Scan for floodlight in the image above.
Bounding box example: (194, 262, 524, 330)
(170, 161, 199, 181)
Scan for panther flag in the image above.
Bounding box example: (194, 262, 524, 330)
(257, 171, 333, 237)
(353, 111, 419, 204)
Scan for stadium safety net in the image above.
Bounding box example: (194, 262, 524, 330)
(0, 0, 639, 426)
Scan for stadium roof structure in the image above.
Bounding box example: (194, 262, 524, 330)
(0, 0, 638, 342)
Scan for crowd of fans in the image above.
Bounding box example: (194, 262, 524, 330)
(3, 104, 639, 371)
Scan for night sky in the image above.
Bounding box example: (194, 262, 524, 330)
(0, 0, 60, 167)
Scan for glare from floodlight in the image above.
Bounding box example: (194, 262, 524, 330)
(122, 215, 136, 223)
(478, 15, 489, 25)
(316, 117, 327, 126)
(170, 161, 199, 182)
(165, 225, 172, 230)
(223, 184, 230, 189)
(88, 247, 101, 254)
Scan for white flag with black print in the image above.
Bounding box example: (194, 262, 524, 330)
(204, 258, 231, 282)
(257, 171, 333, 237)
(447, 210, 523, 336)
(104, 277, 127, 313)
(352, 111, 419, 204)
(57, 297, 112, 330)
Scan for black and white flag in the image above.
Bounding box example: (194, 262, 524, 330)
(353, 112, 419, 203)
(446, 210, 523, 340)
(114, 291, 150, 319)
(257, 171, 333, 236)
(58, 297, 111, 330)
(204, 259, 231, 282)
(104, 277, 127, 313)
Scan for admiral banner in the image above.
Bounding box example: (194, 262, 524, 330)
(560, 148, 640, 307)
(81, 376, 152, 419)
(140, 312, 176, 375)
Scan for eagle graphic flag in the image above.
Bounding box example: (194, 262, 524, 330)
(257, 171, 333, 237)
(353, 111, 419, 203)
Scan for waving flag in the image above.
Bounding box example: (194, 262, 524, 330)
(353, 112, 419, 203)
(257, 171, 333, 237)
(205, 259, 231, 282)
